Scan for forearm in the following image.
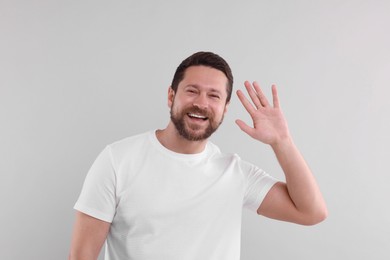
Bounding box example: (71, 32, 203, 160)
(69, 212, 110, 260)
(271, 137, 327, 219)
(68, 251, 98, 260)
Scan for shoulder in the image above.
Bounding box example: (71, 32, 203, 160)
(209, 143, 266, 178)
(207, 142, 248, 169)
(209, 142, 248, 162)
(104, 131, 153, 162)
(108, 131, 151, 151)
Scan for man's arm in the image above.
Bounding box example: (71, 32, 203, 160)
(69, 211, 111, 260)
(236, 81, 328, 225)
(258, 139, 328, 225)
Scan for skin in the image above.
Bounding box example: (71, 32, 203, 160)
(156, 66, 229, 153)
(69, 65, 327, 259)
(68, 212, 110, 260)
(236, 81, 328, 224)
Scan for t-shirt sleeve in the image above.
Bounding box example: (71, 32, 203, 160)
(74, 146, 117, 223)
(240, 159, 279, 213)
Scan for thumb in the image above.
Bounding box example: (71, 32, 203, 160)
(235, 119, 254, 137)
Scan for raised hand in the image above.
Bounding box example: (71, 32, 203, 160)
(236, 81, 290, 146)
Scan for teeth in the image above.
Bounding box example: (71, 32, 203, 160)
(188, 113, 207, 119)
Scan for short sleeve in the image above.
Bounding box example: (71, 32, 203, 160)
(241, 160, 279, 213)
(74, 146, 117, 223)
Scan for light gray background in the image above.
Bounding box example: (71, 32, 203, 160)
(1, 0, 389, 259)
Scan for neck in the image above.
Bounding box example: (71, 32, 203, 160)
(156, 123, 208, 154)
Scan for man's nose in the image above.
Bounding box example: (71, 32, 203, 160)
(193, 93, 208, 109)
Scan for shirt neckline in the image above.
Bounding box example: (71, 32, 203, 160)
(148, 130, 211, 161)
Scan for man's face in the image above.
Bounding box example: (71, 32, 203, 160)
(169, 66, 229, 141)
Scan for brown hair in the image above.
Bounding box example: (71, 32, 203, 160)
(171, 51, 234, 102)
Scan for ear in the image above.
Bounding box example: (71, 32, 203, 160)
(168, 86, 175, 108)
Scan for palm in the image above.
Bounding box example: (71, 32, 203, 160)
(236, 81, 290, 146)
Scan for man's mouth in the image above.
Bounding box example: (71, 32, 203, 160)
(187, 113, 208, 121)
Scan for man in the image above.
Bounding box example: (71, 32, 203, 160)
(69, 51, 327, 260)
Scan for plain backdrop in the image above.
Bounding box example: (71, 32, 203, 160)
(1, 0, 389, 259)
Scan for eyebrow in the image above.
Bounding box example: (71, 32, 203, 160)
(185, 85, 223, 95)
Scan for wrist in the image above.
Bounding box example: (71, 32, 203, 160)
(270, 135, 294, 152)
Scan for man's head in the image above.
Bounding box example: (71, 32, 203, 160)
(171, 51, 233, 103)
(168, 52, 233, 141)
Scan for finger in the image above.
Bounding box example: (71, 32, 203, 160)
(236, 89, 256, 115)
(244, 81, 262, 109)
(252, 81, 270, 107)
(271, 84, 280, 108)
(235, 119, 255, 137)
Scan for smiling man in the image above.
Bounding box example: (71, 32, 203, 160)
(169, 66, 225, 142)
(69, 51, 327, 260)
(161, 65, 229, 151)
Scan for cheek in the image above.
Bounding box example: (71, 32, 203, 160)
(171, 100, 186, 115)
(171, 95, 189, 109)
(212, 105, 226, 118)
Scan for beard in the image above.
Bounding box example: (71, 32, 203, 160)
(170, 102, 224, 141)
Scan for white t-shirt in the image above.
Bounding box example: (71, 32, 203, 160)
(74, 131, 278, 260)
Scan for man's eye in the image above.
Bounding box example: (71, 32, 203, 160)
(210, 94, 220, 99)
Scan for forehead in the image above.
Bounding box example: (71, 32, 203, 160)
(180, 66, 228, 94)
